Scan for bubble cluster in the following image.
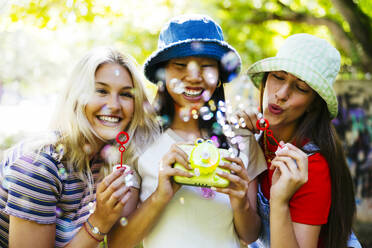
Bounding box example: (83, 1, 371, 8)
(200, 187, 215, 199)
(88, 202, 95, 214)
(200, 106, 213, 121)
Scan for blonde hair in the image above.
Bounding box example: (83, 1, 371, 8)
(49, 47, 160, 191)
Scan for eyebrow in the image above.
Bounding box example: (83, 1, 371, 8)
(95, 82, 133, 90)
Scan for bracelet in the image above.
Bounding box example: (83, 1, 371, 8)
(83, 222, 104, 242)
(86, 218, 108, 236)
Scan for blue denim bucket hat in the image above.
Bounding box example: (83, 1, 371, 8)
(144, 14, 241, 83)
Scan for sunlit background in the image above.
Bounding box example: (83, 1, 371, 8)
(0, 0, 371, 244)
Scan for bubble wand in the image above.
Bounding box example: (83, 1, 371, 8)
(116, 131, 130, 168)
(256, 115, 283, 149)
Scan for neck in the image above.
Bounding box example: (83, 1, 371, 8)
(171, 105, 201, 140)
(270, 124, 297, 144)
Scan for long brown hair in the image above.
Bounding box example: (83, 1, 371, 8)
(260, 73, 356, 248)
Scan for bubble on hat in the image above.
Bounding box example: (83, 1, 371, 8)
(190, 41, 204, 52)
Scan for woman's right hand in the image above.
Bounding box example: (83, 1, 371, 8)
(89, 168, 132, 235)
(232, 109, 261, 134)
(156, 144, 193, 202)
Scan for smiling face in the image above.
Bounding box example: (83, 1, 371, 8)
(262, 71, 316, 140)
(165, 56, 219, 111)
(85, 63, 134, 142)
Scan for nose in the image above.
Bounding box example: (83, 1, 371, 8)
(275, 83, 290, 101)
(184, 61, 202, 83)
(106, 94, 120, 111)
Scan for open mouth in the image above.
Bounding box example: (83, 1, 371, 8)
(97, 115, 122, 124)
(183, 88, 204, 97)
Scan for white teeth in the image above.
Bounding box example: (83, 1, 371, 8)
(184, 89, 203, 97)
(98, 116, 120, 123)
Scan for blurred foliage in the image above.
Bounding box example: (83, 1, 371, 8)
(0, 0, 371, 97)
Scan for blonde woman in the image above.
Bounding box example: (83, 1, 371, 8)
(0, 47, 159, 247)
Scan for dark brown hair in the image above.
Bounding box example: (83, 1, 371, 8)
(260, 72, 355, 248)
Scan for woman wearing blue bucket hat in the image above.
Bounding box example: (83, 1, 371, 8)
(235, 34, 360, 248)
(108, 14, 267, 248)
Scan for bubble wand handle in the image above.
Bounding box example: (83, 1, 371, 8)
(256, 117, 283, 149)
(116, 131, 130, 168)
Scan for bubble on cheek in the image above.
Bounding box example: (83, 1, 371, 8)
(120, 217, 128, 226)
(190, 41, 204, 52)
(221, 51, 240, 72)
(203, 70, 218, 86)
(155, 68, 166, 82)
(169, 78, 185, 94)
(202, 90, 212, 102)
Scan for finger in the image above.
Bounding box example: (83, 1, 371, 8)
(109, 186, 130, 207)
(275, 144, 308, 172)
(171, 168, 193, 178)
(212, 187, 246, 199)
(102, 174, 127, 202)
(273, 156, 299, 175)
(217, 170, 247, 189)
(172, 144, 189, 161)
(239, 110, 258, 133)
(97, 168, 125, 194)
(270, 160, 291, 179)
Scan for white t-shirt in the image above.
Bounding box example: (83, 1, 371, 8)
(138, 129, 266, 248)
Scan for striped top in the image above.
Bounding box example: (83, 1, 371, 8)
(0, 142, 102, 247)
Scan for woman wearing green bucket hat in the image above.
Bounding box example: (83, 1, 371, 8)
(236, 33, 360, 248)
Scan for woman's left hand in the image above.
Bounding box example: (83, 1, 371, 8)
(270, 142, 309, 204)
(213, 157, 250, 210)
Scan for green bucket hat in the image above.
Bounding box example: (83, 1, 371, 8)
(247, 33, 340, 118)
